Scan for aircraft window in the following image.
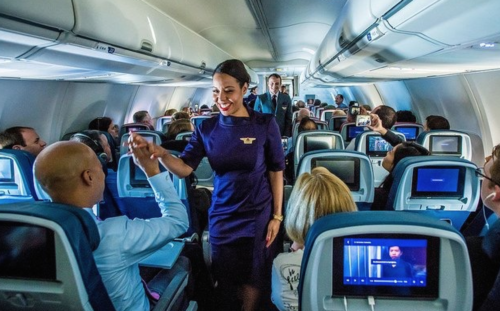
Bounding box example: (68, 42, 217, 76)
(332, 233, 440, 299)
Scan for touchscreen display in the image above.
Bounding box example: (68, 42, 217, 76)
(312, 157, 360, 191)
(304, 136, 336, 153)
(333, 234, 439, 298)
(396, 127, 418, 141)
(411, 166, 465, 198)
(0, 158, 14, 182)
(430, 136, 461, 155)
(366, 135, 393, 157)
(347, 126, 364, 141)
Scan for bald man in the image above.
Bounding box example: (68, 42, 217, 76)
(34, 141, 188, 311)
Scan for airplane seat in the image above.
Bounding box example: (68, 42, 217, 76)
(329, 116, 347, 131)
(0, 149, 38, 204)
(292, 120, 329, 143)
(319, 109, 336, 122)
(156, 116, 172, 131)
(416, 130, 472, 161)
(392, 123, 425, 142)
(162, 121, 173, 134)
(60, 131, 79, 141)
(339, 122, 365, 145)
(293, 131, 344, 181)
(116, 154, 199, 237)
(292, 110, 299, 122)
(0, 201, 115, 311)
(296, 150, 374, 211)
(190, 116, 212, 129)
(314, 107, 324, 119)
(175, 131, 194, 142)
(386, 156, 480, 231)
(119, 131, 163, 156)
(354, 131, 406, 187)
(299, 211, 472, 311)
(192, 157, 215, 188)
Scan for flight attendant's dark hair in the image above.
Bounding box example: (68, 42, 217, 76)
(213, 59, 251, 88)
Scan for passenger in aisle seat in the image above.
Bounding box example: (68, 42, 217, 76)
(0, 126, 47, 157)
(34, 141, 189, 311)
(133, 110, 155, 130)
(371, 142, 430, 210)
(271, 167, 357, 311)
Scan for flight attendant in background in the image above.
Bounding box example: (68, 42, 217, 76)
(129, 59, 285, 311)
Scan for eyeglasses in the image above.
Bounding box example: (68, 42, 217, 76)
(485, 144, 500, 165)
(475, 167, 500, 187)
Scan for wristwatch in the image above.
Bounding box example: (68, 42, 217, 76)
(273, 214, 284, 222)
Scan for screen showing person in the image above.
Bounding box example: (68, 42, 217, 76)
(396, 127, 418, 141)
(347, 126, 364, 141)
(411, 166, 465, 198)
(429, 135, 462, 155)
(332, 234, 440, 298)
(0, 222, 56, 281)
(311, 157, 360, 191)
(0, 158, 14, 182)
(366, 135, 393, 157)
(355, 115, 371, 127)
(304, 135, 336, 153)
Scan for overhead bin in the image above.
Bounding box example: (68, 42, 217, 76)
(0, 0, 74, 31)
(306, 0, 500, 83)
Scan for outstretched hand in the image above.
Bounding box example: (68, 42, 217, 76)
(367, 113, 387, 135)
(128, 132, 165, 177)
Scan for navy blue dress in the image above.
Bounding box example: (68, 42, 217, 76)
(180, 107, 285, 307)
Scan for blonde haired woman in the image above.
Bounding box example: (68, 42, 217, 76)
(271, 167, 357, 310)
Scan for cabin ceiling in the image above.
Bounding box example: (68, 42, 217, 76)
(145, 0, 347, 78)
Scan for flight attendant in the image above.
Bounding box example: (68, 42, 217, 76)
(129, 59, 285, 311)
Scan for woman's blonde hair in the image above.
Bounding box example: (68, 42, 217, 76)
(285, 167, 357, 245)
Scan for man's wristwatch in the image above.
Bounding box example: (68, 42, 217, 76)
(273, 214, 284, 222)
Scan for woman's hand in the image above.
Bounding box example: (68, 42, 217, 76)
(266, 219, 281, 248)
(128, 132, 169, 160)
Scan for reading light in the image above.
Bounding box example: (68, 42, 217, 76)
(479, 42, 495, 48)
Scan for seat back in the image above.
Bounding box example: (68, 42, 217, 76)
(120, 123, 151, 137)
(329, 116, 347, 131)
(320, 109, 336, 122)
(392, 123, 424, 142)
(293, 131, 344, 179)
(387, 156, 480, 231)
(354, 131, 406, 187)
(191, 116, 212, 129)
(155, 116, 172, 131)
(299, 211, 472, 311)
(416, 130, 472, 161)
(193, 157, 215, 188)
(339, 122, 365, 144)
(0, 150, 37, 204)
(119, 131, 163, 156)
(175, 131, 193, 142)
(292, 120, 328, 143)
(297, 150, 374, 210)
(0, 201, 115, 311)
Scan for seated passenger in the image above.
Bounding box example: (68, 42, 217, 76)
(162, 119, 195, 152)
(296, 108, 310, 122)
(133, 110, 155, 130)
(271, 167, 357, 310)
(164, 108, 178, 117)
(88, 117, 116, 138)
(285, 117, 317, 183)
(424, 115, 450, 131)
(34, 141, 189, 311)
(371, 142, 430, 210)
(172, 111, 191, 121)
(396, 110, 417, 123)
(70, 130, 112, 173)
(0, 126, 47, 157)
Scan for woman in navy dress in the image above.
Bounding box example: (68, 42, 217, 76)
(130, 59, 285, 310)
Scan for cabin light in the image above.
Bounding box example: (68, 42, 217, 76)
(302, 48, 316, 55)
(0, 58, 12, 64)
(479, 42, 495, 48)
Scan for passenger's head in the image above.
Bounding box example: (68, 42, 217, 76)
(250, 86, 258, 94)
(298, 117, 317, 134)
(396, 110, 417, 123)
(313, 99, 321, 107)
(34, 141, 105, 207)
(267, 73, 282, 95)
(1, 126, 47, 157)
(335, 94, 344, 105)
(425, 115, 450, 131)
(285, 167, 357, 246)
(481, 144, 500, 216)
(212, 59, 250, 116)
(133, 111, 152, 126)
(164, 108, 177, 116)
(333, 110, 346, 116)
(70, 130, 111, 165)
(296, 100, 306, 109)
(111, 124, 120, 139)
(88, 117, 115, 137)
(166, 119, 194, 140)
(296, 108, 310, 122)
(172, 111, 190, 121)
(281, 85, 287, 94)
(382, 142, 430, 172)
(372, 105, 397, 129)
(388, 246, 403, 260)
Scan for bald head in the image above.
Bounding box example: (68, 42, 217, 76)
(35, 141, 105, 207)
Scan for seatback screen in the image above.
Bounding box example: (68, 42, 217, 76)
(347, 126, 364, 141)
(333, 117, 347, 131)
(0, 158, 14, 182)
(0, 221, 56, 281)
(430, 136, 462, 155)
(396, 127, 418, 141)
(411, 166, 465, 198)
(304, 136, 336, 153)
(332, 234, 439, 298)
(311, 157, 360, 191)
(366, 135, 393, 157)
